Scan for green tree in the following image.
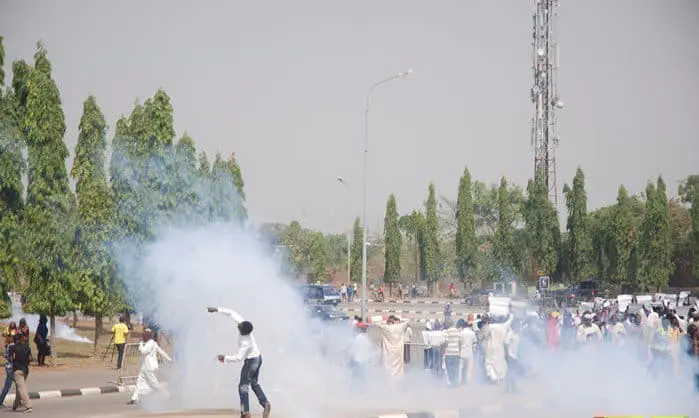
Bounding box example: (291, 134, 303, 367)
(691, 184, 699, 279)
(280, 221, 305, 278)
(350, 217, 363, 283)
(306, 232, 328, 281)
(0, 36, 5, 89)
(523, 174, 560, 277)
(637, 177, 672, 291)
(22, 43, 77, 361)
(562, 167, 594, 280)
(400, 210, 424, 282)
(679, 175, 699, 204)
(70, 96, 122, 348)
(493, 177, 519, 275)
(383, 194, 402, 289)
(423, 183, 441, 287)
(455, 167, 477, 283)
(609, 186, 637, 285)
(209, 153, 247, 223)
(0, 71, 24, 317)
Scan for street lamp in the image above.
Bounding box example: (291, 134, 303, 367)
(336, 177, 352, 286)
(361, 69, 412, 320)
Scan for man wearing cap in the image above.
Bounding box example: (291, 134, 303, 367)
(208, 307, 271, 418)
(127, 328, 171, 405)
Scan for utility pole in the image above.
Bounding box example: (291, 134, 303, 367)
(531, 0, 563, 205)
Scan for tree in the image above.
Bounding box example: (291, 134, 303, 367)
(400, 210, 424, 283)
(350, 217, 363, 283)
(209, 153, 247, 223)
(637, 177, 672, 291)
(493, 177, 518, 275)
(280, 221, 305, 278)
(70, 96, 123, 348)
(562, 167, 594, 280)
(609, 186, 637, 285)
(22, 43, 77, 362)
(383, 194, 401, 291)
(455, 167, 477, 283)
(679, 174, 699, 204)
(691, 184, 699, 279)
(523, 174, 560, 278)
(423, 183, 441, 287)
(0, 36, 5, 89)
(223, 153, 247, 222)
(306, 232, 328, 281)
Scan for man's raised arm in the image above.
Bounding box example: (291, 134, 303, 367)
(207, 306, 245, 324)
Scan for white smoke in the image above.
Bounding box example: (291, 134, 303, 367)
(8, 293, 91, 344)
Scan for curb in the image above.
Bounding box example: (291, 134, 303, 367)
(367, 402, 543, 418)
(3, 384, 131, 405)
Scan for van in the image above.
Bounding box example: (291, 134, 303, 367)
(302, 285, 341, 306)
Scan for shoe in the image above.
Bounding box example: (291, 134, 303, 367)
(22, 407, 32, 413)
(126, 400, 137, 405)
(240, 414, 251, 418)
(263, 402, 271, 418)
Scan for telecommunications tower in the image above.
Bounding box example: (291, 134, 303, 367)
(530, 0, 562, 205)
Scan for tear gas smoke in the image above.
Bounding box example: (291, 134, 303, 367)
(109, 148, 697, 417)
(8, 294, 91, 344)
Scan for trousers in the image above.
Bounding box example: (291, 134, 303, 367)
(239, 356, 268, 414)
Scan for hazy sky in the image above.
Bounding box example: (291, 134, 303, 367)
(1, 0, 698, 233)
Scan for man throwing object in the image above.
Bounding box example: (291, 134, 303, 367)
(207, 307, 271, 418)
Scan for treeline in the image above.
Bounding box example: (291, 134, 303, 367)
(0, 40, 247, 347)
(278, 168, 699, 294)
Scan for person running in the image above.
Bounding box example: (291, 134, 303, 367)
(33, 315, 50, 366)
(127, 329, 171, 405)
(207, 306, 271, 418)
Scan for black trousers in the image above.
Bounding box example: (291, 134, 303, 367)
(115, 343, 125, 370)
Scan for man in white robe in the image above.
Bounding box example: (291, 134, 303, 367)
(480, 314, 513, 383)
(374, 316, 409, 381)
(127, 329, 172, 405)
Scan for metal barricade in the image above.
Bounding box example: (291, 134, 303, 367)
(117, 343, 142, 386)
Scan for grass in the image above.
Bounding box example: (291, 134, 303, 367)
(0, 318, 162, 370)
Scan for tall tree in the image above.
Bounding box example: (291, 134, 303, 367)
(0, 36, 5, 89)
(562, 167, 594, 280)
(279, 220, 305, 278)
(22, 43, 77, 361)
(523, 174, 560, 277)
(455, 167, 477, 283)
(306, 232, 328, 282)
(691, 184, 699, 279)
(400, 210, 423, 282)
(209, 153, 247, 223)
(0, 68, 25, 317)
(383, 194, 402, 290)
(493, 177, 518, 275)
(350, 217, 363, 283)
(637, 177, 672, 291)
(224, 153, 247, 222)
(609, 186, 636, 285)
(679, 175, 699, 204)
(423, 183, 441, 287)
(70, 96, 122, 348)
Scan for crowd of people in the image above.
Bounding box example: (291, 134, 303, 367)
(347, 299, 699, 397)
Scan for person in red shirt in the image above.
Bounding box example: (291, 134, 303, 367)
(546, 312, 560, 351)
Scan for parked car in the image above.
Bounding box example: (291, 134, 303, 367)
(305, 304, 349, 322)
(300, 284, 342, 306)
(550, 279, 600, 306)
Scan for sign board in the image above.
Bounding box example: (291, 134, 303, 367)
(488, 296, 511, 316)
(538, 276, 550, 290)
(617, 294, 633, 312)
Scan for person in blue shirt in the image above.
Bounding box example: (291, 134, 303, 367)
(0, 331, 15, 407)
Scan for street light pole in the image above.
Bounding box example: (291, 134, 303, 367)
(361, 69, 412, 321)
(336, 177, 352, 286)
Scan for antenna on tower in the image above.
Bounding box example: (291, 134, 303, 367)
(530, 0, 562, 205)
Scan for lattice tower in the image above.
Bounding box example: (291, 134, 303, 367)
(530, 0, 562, 205)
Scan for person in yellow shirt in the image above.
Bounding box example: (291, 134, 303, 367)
(111, 317, 129, 370)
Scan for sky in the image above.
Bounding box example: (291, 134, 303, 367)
(1, 0, 698, 234)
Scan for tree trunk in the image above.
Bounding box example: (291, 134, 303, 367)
(94, 314, 103, 353)
(72, 310, 78, 328)
(124, 310, 132, 329)
(414, 242, 420, 282)
(50, 305, 57, 365)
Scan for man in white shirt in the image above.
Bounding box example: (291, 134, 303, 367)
(127, 329, 172, 405)
(208, 307, 271, 418)
(457, 319, 477, 386)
